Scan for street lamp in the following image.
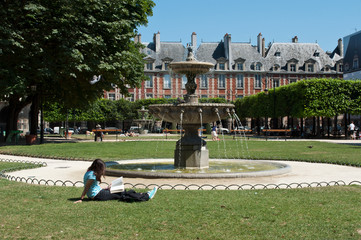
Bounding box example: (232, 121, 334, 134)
(272, 79, 276, 129)
(264, 88, 269, 129)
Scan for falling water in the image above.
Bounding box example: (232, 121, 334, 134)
(228, 112, 241, 159)
(199, 108, 203, 147)
(232, 111, 250, 159)
(215, 108, 228, 159)
(177, 110, 184, 169)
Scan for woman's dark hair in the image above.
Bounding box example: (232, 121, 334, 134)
(88, 159, 106, 182)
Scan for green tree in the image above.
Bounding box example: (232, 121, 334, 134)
(0, 0, 154, 140)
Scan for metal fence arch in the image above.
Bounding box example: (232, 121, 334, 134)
(1, 158, 361, 190)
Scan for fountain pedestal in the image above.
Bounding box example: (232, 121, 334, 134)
(174, 124, 209, 169)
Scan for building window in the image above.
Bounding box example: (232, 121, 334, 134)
(289, 79, 297, 84)
(182, 76, 187, 89)
(236, 74, 244, 88)
(236, 95, 244, 99)
(237, 63, 244, 70)
(273, 79, 280, 87)
(146, 93, 153, 99)
(219, 63, 225, 70)
(218, 74, 226, 88)
(353, 57, 359, 69)
(275, 52, 281, 57)
(200, 75, 208, 88)
(145, 75, 153, 88)
(164, 63, 169, 70)
(146, 62, 153, 70)
(163, 74, 171, 89)
(290, 64, 296, 72)
(338, 64, 343, 72)
(218, 95, 225, 99)
(127, 94, 134, 102)
(201, 95, 208, 99)
(307, 64, 314, 72)
(108, 93, 115, 101)
(254, 75, 261, 88)
(164, 95, 171, 99)
(255, 63, 262, 71)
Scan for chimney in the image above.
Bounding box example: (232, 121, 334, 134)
(262, 38, 265, 57)
(191, 32, 197, 49)
(153, 31, 160, 53)
(257, 33, 262, 54)
(134, 34, 141, 44)
(292, 36, 298, 43)
(338, 38, 344, 57)
(224, 33, 232, 70)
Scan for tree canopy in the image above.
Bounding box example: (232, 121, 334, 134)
(0, 0, 155, 137)
(235, 78, 361, 119)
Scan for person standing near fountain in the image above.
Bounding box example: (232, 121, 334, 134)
(74, 159, 157, 203)
(211, 126, 218, 141)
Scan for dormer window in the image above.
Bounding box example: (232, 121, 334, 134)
(162, 57, 173, 71)
(146, 62, 153, 70)
(307, 64, 314, 72)
(217, 57, 227, 70)
(287, 58, 299, 72)
(255, 63, 262, 71)
(353, 55, 359, 69)
(219, 63, 225, 70)
(144, 56, 155, 71)
(313, 51, 320, 57)
(305, 59, 316, 73)
(237, 63, 244, 70)
(324, 65, 331, 72)
(273, 64, 280, 71)
(234, 58, 245, 71)
(290, 64, 296, 72)
(337, 63, 343, 72)
(275, 51, 281, 57)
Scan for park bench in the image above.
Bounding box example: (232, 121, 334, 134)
(6, 130, 23, 144)
(92, 129, 123, 141)
(262, 129, 291, 140)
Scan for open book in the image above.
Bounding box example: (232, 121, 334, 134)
(110, 177, 125, 193)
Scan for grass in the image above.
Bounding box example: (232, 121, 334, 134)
(1, 140, 361, 166)
(1, 141, 361, 239)
(1, 175, 361, 239)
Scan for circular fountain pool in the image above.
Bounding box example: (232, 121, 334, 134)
(105, 159, 291, 179)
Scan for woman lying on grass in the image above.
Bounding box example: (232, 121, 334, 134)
(74, 159, 157, 203)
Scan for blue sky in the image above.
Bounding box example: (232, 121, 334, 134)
(138, 0, 361, 52)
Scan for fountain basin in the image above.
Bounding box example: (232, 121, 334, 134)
(148, 103, 235, 124)
(105, 159, 291, 179)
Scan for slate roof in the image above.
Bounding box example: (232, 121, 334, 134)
(141, 42, 186, 69)
(141, 34, 341, 73)
(231, 43, 266, 70)
(195, 42, 225, 64)
(265, 43, 336, 72)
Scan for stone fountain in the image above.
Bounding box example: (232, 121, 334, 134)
(148, 47, 235, 169)
(132, 106, 152, 134)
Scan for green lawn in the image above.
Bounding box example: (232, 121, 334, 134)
(0, 176, 361, 239)
(1, 140, 361, 166)
(1, 141, 361, 239)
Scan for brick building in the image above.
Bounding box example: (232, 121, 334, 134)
(104, 32, 343, 101)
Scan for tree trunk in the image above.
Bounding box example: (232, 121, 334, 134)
(2, 96, 31, 142)
(29, 94, 40, 135)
